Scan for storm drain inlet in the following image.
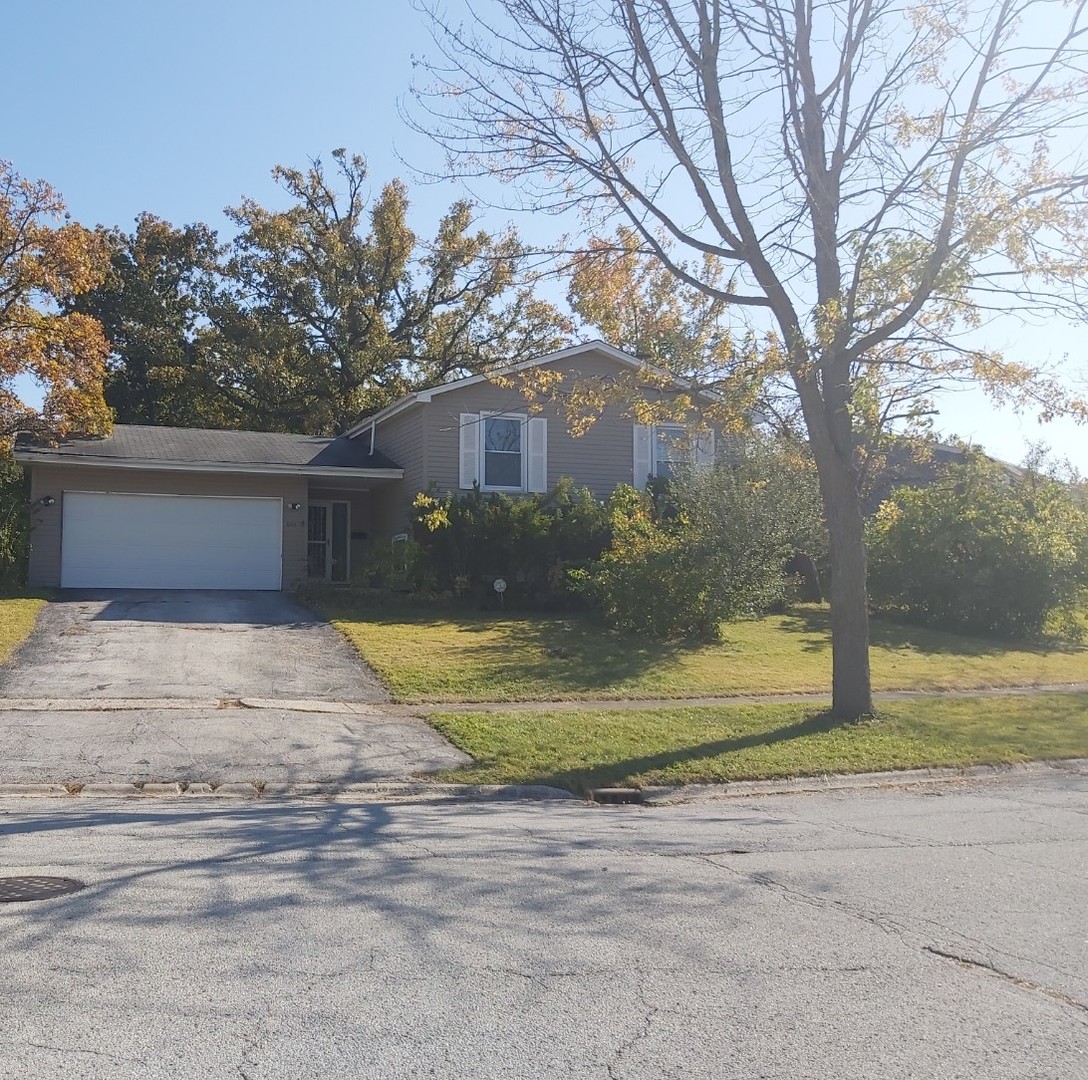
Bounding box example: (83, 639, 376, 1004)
(0, 876, 86, 903)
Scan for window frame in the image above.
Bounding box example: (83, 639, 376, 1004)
(651, 423, 688, 480)
(479, 411, 529, 493)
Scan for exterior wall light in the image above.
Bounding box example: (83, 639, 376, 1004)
(288, 502, 302, 511)
(39, 495, 56, 507)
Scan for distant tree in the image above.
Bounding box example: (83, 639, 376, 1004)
(213, 150, 571, 433)
(70, 214, 225, 428)
(0, 161, 110, 442)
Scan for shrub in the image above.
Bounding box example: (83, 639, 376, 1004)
(579, 439, 825, 640)
(867, 453, 1088, 640)
(394, 478, 612, 608)
(0, 458, 29, 587)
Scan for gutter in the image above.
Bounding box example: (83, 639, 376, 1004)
(12, 452, 404, 481)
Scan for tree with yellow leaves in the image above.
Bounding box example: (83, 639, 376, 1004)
(0, 162, 111, 444)
(416, 0, 1088, 718)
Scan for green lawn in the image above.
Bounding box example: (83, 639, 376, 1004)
(0, 591, 48, 666)
(312, 596, 1088, 703)
(427, 692, 1088, 793)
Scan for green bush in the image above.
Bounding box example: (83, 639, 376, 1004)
(0, 458, 29, 587)
(387, 478, 612, 608)
(578, 440, 825, 640)
(867, 454, 1088, 640)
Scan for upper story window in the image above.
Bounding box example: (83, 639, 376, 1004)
(634, 422, 715, 489)
(482, 414, 525, 490)
(459, 410, 548, 493)
(652, 424, 687, 480)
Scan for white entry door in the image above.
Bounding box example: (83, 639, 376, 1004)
(60, 492, 283, 590)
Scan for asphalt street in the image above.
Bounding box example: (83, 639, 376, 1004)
(1, 771, 1085, 1079)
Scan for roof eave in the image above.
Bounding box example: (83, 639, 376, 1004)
(14, 452, 404, 480)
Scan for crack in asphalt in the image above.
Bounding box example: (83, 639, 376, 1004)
(606, 982, 658, 1080)
(26, 1041, 150, 1066)
(922, 946, 1088, 1017)
(693, 853, 1088, 1022)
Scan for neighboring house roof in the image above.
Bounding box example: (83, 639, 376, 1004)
(14, 425, 403, 478)
(344, 339, 713, 438)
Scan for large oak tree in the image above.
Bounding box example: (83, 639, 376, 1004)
(71, 214, 225, 428)
(213, 149, 570, 433)
(415, 0, 1088, 717)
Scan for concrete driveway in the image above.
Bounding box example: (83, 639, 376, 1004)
(0, 591, 468, 785)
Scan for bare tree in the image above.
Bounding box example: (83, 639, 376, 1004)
(412, 0, 1088, 717)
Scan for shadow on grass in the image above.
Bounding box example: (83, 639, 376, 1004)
(773, 605, 1086, 659)
(0, 586, 53, 601)
(310, 590, 713, 696)
(475, 708, 853, 795)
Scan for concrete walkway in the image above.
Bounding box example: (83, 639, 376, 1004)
(385, 681, 1088, 713)
(0, 702, 469, 786)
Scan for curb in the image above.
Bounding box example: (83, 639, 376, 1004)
(639, 757, 1088, 804)
(1, 760, 1082, 806)
(0, 781, 578, 803)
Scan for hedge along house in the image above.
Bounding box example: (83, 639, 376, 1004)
(15, 341, 716, 591)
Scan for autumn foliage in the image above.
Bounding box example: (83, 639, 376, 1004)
(0, 161, 111, 444)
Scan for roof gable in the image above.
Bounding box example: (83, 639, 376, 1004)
(345, 340, 687, 438)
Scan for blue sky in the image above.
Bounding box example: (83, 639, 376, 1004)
(6, 0, 1085, 469)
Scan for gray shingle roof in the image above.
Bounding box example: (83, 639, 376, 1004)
(15, 425, 402, 472)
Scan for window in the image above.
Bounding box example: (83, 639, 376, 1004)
(634, 423, 715, 488)
(652, 424, 687, 479)
(482, 414, 526, 490)
(460, 411, 547, 492)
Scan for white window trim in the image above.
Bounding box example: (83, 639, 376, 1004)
(479, 411, 529, 493)
(651, 423, 686, 479)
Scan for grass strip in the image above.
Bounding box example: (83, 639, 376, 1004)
(426, 692, 1088, 793)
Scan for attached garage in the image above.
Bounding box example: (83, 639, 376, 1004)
(59, 492, 283, 590)
(15, 425, 405, 591)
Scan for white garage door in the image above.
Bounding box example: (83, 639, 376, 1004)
(60, 492, 283, 590)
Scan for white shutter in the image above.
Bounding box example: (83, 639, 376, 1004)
(459, 413, 480, 489)
(694, 428, 716, 468)
(633, 424, 653, 490)
(527, 417, 547, 493)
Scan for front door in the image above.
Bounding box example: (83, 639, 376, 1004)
(307, 502, 350, 581)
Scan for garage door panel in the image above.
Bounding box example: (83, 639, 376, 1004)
(60, 492, 282, 590)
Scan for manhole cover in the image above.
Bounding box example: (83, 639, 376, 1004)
(0, 876, 85, 903)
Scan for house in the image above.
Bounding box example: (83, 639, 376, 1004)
(14, 341, 715, 591)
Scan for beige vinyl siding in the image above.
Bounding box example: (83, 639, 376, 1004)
(27, 465, 308, 590)
(424, 354, 658, 498)
(366, 406, 427, 539)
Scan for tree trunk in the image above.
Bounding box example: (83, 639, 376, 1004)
(823, 463, 874, 718)
(795, 365, 875, 720)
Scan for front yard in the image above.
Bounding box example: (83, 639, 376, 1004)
(427, 692, 1088, 793)
(0, 592, 47, 665)
(311, 595, 1088, 703)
